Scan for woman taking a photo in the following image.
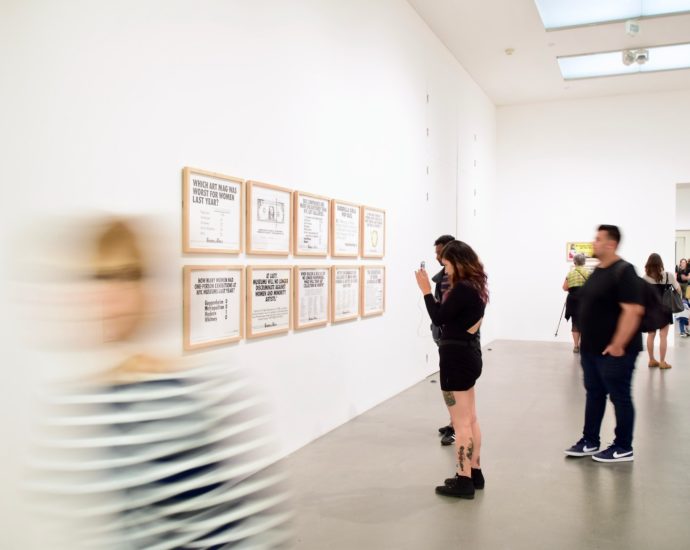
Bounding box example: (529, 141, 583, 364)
(415, 240, 488, 499)
(644, 253, 681, 369)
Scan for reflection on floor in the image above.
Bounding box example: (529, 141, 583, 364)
(280, 339, 690, 550)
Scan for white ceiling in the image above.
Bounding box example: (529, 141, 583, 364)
(407, 0, 690, 105)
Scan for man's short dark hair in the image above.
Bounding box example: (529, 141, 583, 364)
(434, 234, 455, 247)
(598, 225, 621, 244)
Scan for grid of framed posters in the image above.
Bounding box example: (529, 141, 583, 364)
(247, 181, 292, 255)
(361, 206, 385, 258)
(331, 265, 361, 322)
(331, 200, 360, 258)
(361, 265, 386, 317)
(247, 266, 292, 338)
(294, 266, 330, 329)
(294, 191, 330, 256)
(182, 167, 244, 254)
(183, 266, 245, 350)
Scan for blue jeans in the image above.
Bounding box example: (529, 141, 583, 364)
(580, 352, 637, 450)
(678, 317, 688, 334)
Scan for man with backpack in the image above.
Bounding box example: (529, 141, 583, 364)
(564, 225, 644, 463)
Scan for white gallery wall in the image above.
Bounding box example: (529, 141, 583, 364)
(494, 90, 690, 342)
(676, 186, 690, 229)
(0, 2, 496, 534)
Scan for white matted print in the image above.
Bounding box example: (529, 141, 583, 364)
(247, 181, 292, 255)
(361, 206, 385, 258)
(183, 167, 243, 254)
(247, 266, 292, 338)
(361, 265, 385, 317)
(331, 200, 360, 257)
(294, 191, 330, 256)
(294, 266, 330, 329)
(331, 265, 360, 322)
(184, 266, 244, 350)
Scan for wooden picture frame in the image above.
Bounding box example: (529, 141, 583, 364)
(361, 265, 386, 317)
(182, 167, 243, 254)
(183, 265, 244, 350)
(246, 181, 292, 255)
(331, 199, 360, 258)
(293, 266, 330, 330)
(361, 206, 386, 259)
(294, 191, 330, 257)
(246, 265, 292, 338)
(331, 265, 360, 323)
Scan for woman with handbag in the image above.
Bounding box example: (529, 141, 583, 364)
(563, 253, 590, 353)
(644, 253, 682, 369)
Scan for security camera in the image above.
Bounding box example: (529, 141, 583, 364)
(622, 48, 649, 66)
(634, 49, 649, 64)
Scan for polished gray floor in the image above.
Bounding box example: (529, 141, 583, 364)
(281, 339, 690, 550)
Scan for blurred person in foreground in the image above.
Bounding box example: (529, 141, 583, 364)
(24, 217, 291, 549)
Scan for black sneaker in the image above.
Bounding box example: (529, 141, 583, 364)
(564, 438, 600, 457)
(591, 444, 634, 463)
(445, 468, 485, 490)
(436, 475, 474, 499)
(440, 432, 456, 446)
(438, 424, 453, 436)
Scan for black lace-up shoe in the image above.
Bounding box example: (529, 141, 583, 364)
(445, 468, 484, 490)
(436, 474, 474, 499)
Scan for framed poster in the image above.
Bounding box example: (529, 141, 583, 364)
(247, 181, 292, 255)
(361, 206, 385, 258)
(182, 167, 243, 254)
(361, 265, 385, 317)
(183, 265, 244, 350)
(331, 265, 360, 323)
(566, 242, 594, 261)
(247, 266, 292, 338)
(331, 200, 360, 258)
(294, 266, 330, 329)
(294, 191, 330, 256)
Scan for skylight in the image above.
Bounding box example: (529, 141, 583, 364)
(535, 0, 690, 29)
(558, 42, 690, 79)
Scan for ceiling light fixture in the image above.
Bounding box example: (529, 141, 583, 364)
(558, 42, 690, 79)
(534, 0, 690, 30)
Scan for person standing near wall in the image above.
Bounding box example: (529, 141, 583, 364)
(675, 258, 689, 298)
(415, 240, 488, 499)
(643, 253, 681, 369)
(563, 253, 590, 354)
(431, 234, 456, 446)
(565, 225, 644, 463)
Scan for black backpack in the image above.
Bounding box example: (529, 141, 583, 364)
(614, 261, 667, 333)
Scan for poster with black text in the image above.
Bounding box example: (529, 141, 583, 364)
(331, 266, 360, 322)
(361, 266, 385, 317)
(183, 168, 243, 254)
(295, 192, 329, 256)
(361, 207, 385, 258)
(332, 200, 360, 257)
(248, 182, 292, 255)
(295, 266, 329, 329)
(184, 266, 244, 349)
(247, 266, 292, 337)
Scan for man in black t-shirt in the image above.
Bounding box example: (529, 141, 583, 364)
(431, 234, 456, 446)
(565, 225, 644, 463)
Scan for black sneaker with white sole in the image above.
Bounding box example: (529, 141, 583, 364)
(564, 438, 600, 457)
(438, 424, 453, 436)
(591, 444, 634, 463)
(440, 432, 455, 446)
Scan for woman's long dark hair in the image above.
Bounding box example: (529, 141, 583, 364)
(441, 240, 489, 304)
(645, 253, 664, 283)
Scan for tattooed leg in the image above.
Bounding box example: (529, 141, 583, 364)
(467, 438, 474, 462)
(443, 391, 456, 407)
(457, 445, 466, 473)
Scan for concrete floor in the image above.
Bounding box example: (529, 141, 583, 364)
(280, 339, 690, 550)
